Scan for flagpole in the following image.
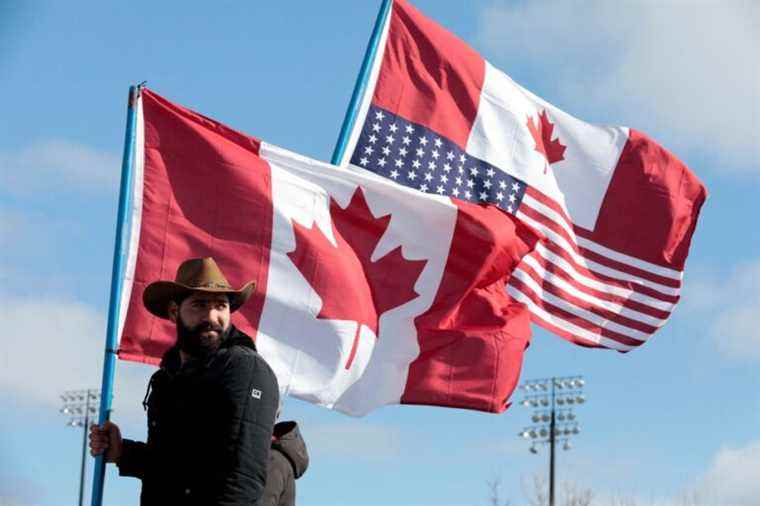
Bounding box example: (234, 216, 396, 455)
(330, 0, 392, 165)
(90, 84, 141, 506)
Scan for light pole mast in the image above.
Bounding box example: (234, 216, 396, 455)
(60, 389, 100, 506)
(517, 376, 586, 506)
(549, 378, 556, 506)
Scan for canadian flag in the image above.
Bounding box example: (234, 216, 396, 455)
(116, 89, 538, 415)
(339, 0, 707, 352)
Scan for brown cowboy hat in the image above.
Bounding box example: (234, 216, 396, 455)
(143, 257, 255, 319)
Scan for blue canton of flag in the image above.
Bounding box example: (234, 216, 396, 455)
(350, 105, 527, 214)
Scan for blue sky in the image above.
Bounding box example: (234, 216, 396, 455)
(1, 1, 758, 505)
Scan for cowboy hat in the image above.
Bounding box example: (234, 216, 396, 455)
(143, 257, 255, 319)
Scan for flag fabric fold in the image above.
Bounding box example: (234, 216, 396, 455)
(338, 0, 707, 352)
(117, 88, 538, 415)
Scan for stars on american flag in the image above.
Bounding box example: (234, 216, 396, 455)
(351, 106, 527, 215)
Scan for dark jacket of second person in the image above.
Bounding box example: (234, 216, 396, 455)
(261, 421, 309, 506)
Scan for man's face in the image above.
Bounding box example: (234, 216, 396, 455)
(168, 291, 231, 357)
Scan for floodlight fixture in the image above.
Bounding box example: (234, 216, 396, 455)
(517, 376, 587, 506)
(59, 389, 100, 506)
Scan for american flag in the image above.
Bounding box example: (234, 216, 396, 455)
(351, 105, 679, 352)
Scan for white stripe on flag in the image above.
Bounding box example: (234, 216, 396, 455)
(117, 94, 146, 345)
(519, 254, 668, 327)
(527, 244, 676, 312)
(511, 269, 653, 342)
(516, 209, 681, 297)
(507, 285, 636, 352)
(575, 235, 683, 280)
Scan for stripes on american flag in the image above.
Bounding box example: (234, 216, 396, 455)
(507, 185, 682, 352)
(351, 105, 681, 353)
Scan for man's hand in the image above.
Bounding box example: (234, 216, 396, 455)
(89, 421, 123, 464)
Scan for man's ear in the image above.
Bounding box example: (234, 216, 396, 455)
(167, 301, 178, 323)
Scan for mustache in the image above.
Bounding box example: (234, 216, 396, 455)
(192, 321, 224, 333)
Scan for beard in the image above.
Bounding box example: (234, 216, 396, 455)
(176, 316, 229, 359)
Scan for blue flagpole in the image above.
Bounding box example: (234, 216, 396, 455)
(330, 0, 392, 165)
(90, 84, 141, 506)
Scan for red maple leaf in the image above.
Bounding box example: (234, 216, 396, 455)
(287, 187, 427, 370)
(526, 110, 567, 172)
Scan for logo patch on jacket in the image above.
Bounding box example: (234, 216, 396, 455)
(251, 388, 262, 399)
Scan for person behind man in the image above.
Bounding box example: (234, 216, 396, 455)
(89, 257, 279, 505)
(261, 421, 309, 506)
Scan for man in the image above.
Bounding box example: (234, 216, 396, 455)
(261, 421, 309, 506)
(90, 257, 279, 505)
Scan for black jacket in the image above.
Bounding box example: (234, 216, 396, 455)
(118, 326, 279, 506)
(261, 422, 309, 506)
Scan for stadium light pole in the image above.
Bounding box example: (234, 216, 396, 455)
(60, 389, 100, 506)
(517, 376, 586, 506)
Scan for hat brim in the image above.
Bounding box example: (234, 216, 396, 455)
(143, 280, 255, 319)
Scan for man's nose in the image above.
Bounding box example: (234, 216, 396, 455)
(199, 307, 216, 323)
(204, 307, 223, 323)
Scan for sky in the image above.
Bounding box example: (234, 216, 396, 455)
(0, 1, 758, 505)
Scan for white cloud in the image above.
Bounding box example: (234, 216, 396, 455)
(478, 0, 760, 174)
(0, 491, 38, 506)
(541, 440, 760, 505)
(304, 421, 403, 461)
(695, 440, 760, 505)
(711, 303, 760, 360)
(680, 260, 760, 361)
(0, 139, 119, 195)
(0, 205, 86, 249)
(0, 294, 153, 426)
